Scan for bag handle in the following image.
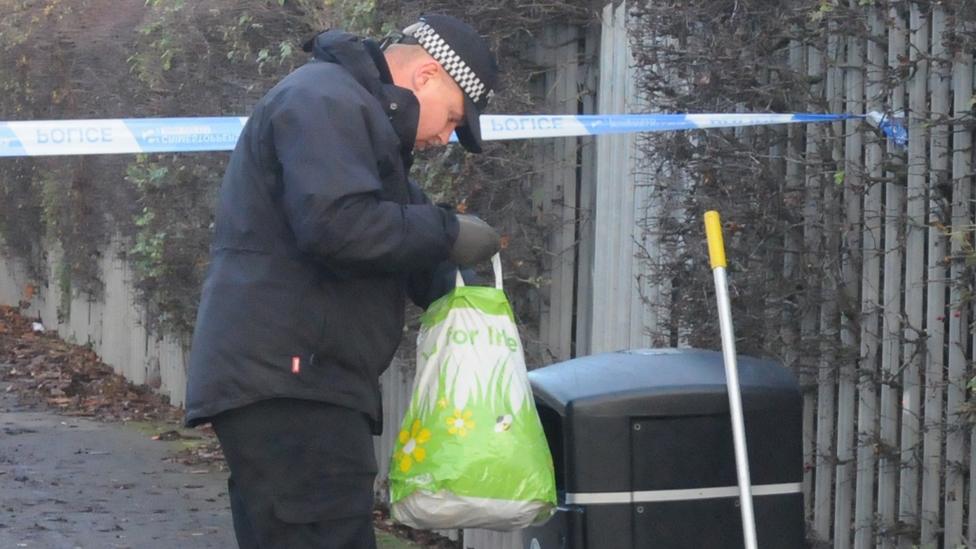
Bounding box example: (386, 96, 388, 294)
(454, 253, 503, 290)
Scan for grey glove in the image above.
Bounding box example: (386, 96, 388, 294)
(450, 214, 501, 266)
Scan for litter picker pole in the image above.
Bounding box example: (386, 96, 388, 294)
(704, 211, 758, 549)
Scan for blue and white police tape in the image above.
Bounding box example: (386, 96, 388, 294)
(476, 112, 906, 147)
(0, 112, 906, 157)
(0, 117, 249, 157)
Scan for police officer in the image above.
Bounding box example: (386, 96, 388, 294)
(184, 14, 501, 548)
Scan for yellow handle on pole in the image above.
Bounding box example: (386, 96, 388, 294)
(704, 211, 727, 269)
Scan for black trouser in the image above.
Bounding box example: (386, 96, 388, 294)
(211, 398, 378, 549)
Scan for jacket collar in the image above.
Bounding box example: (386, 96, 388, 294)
(307, 30, 418, 156)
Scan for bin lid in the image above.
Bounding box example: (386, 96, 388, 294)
(528, 348, 798, 418)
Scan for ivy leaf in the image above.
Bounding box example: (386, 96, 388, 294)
(149, 166, 169, 182)
(809, 0, 833, 22)
(279, 41, 293, 61)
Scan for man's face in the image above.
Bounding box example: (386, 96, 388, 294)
(412, 65, 466, 150)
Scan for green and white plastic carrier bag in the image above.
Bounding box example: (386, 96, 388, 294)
(389, 254, 556, 530)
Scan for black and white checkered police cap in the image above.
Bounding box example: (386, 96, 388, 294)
(401, 14, 499, 153)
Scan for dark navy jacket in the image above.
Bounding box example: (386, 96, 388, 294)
(184, 31, 460, 432)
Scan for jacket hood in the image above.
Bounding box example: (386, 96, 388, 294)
(303, 30, 419, 156)
(305, 31, 382, 95)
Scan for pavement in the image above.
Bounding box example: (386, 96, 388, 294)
(0, 391, 430, 549)
(0, 304, 433, 548)
(0, 390, 234, 548)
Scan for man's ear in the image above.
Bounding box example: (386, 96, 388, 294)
(413, 60, 441, 91)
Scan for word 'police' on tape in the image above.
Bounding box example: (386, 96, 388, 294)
(0, 113, 904, 157)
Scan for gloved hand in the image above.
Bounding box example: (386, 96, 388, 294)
(450, 214, 501, 266)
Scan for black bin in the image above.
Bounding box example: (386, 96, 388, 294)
(522, 348, 805, 549)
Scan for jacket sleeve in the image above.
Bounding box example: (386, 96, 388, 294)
(269, 80, 459, 273)
(403, 180, 475, 309)
(405, 180, 454, 308)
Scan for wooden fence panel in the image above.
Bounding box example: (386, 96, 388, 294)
(819, 17, 845, 546)
(877, 5, 908, 547)
(606, 1, 631, 350)
(958, 27, 976, 546)
(898, 7, 929, 545)
(807, 37, 833, 540)
(945, 44, 974, 549)
(920, 6, 950, 545)
(533, 28, 555, 364)
(589, 1, 620, 355)
(835, 10, 865, 546)
(573, 25, 600, 359)
(853, 7, 885, 548)
(588, 1, 659, 354)
(539, 24, 579, 364)
(783, 33, 813, 522)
